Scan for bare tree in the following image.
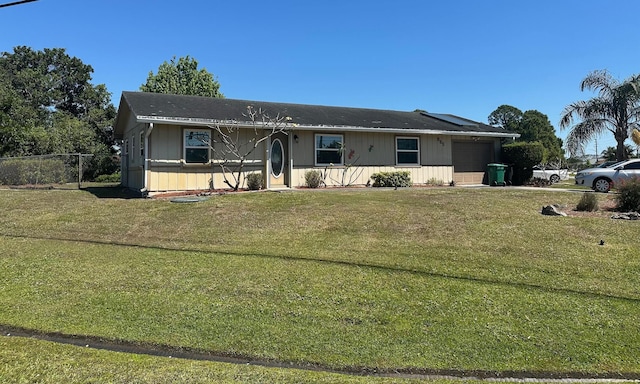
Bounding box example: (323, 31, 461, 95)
(208, 106, 291, 191)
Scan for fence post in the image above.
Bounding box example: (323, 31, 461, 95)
(77, 153, 82, 189)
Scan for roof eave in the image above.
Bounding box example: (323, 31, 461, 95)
(134, 116, 520, 139)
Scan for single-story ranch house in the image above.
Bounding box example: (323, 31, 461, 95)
(114, 91, 518, 195)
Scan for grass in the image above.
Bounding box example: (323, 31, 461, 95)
(2, 337, 447, 384)
(1, 186, 639, 381)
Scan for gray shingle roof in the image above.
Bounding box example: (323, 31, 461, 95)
(115, 91, 515, 138)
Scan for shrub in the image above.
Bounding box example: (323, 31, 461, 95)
(370, 171, 412, 188)
(576, 193, 599, 212)
(94, 172, 121, 183)
(502, 142, 544, 185)
(426, 178, 444, 186)
(526, 177, 551, 187)
(304, 170, 323, 188)
(246, 172, 263, 191)
(615, 178, 640, 212)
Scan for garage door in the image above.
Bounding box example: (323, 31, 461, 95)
(452, 141, 494, 184)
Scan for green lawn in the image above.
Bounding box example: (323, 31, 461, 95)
(1, 186, 639, 382)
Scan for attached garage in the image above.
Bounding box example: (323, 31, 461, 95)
(452, 140, 497, 185)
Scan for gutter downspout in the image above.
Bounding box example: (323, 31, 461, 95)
(142, 123, 154, 195)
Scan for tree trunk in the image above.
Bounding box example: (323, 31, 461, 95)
(615, 126, 628, 161)
(616, 139, 626, 161)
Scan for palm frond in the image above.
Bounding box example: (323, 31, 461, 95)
(580, 69, 617, 97)
(565, 120, 606, 156)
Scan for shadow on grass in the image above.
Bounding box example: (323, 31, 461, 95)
(81, 184, 142, 199)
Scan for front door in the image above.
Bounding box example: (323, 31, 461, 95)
(269, 133, 288, 188)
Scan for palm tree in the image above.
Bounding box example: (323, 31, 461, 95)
(559, 70, 640, 162)
(600, 145, 635, 161)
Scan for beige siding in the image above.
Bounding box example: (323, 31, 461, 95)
(423, 136, 452, 165)
(289, 130, 455, 187)
(124, 122, 501, 192)
(151, 124, 182, 162)
(292, 166, 453, 187)
(127, 166, 145, 190)
(148, 164, 264, 193)
(291, 130, 453, 167)
(144, 124, 267, 193)
(121, 110, 145, 190)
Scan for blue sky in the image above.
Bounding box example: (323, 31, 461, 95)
(2, 0, 640, 156)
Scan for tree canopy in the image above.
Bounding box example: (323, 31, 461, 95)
(559, 69, 640, 162)
(488, 105, 523, 132)
(0, 46, 117, 178)
(488, 105, 564, 163)
(140, 56, 223, 98)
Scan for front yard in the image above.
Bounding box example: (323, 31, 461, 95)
(1, 187, 639, 382)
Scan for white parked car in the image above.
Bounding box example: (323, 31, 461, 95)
(575, 159, 640, 192)
(532, 166, 569, 183)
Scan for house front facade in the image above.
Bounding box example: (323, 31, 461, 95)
(114, 92, 518, 195)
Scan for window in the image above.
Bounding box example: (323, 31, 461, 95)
(623, 161, 640, 170)
(131, 135, 136, 163)
(396, 137, 419, 165)
(271, 138, 284, 177)
(123, 139, 129, 156)
(140, 131, 145, 157)
(315, 134, 343, 165)
(184, 129, 211, 163)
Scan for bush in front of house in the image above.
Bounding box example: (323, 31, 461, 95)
(246, 172, 263, 190)
(576, 192, 599, 212)
(501, 142, 544, 185)
(304, 170, 323, 188)
(615, 178, 640, 212)
(371, 171, 412, 188)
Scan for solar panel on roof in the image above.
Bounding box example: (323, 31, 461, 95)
(423, 113, 478, 127)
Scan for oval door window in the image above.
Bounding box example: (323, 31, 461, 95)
(271, 139, 284, 177)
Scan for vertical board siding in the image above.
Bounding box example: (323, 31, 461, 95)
(292, 166, 453, 187)
(137, 125, 498, 192)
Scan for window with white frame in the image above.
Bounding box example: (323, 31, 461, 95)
(396, 137, 420, 165)
(315, 134, 343, 165)
(184, 129, 211, 163)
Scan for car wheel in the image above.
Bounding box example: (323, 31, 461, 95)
(593, 178, 611, 193)
(550, 174, 560, 183)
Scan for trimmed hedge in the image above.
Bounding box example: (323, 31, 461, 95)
(0, 158, 68, 185)
(502, 142, 544, 185)
(370, 171, 412, 188)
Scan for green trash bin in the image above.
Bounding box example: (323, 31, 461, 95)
(487, 163, 506, 186)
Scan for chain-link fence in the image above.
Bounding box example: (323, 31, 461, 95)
(0, 153, 93, 189)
